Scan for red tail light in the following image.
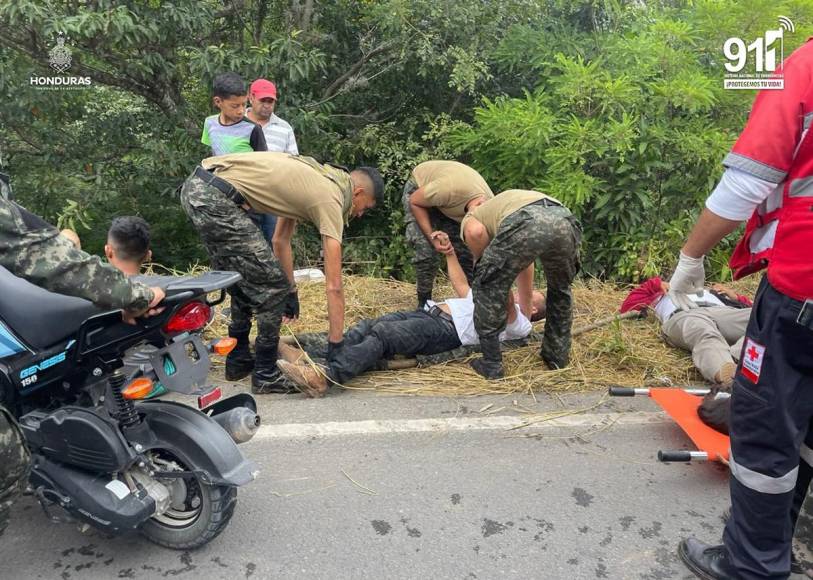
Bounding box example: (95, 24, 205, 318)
(163, 301, 212, 334)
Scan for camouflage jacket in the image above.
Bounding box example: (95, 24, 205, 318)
(0, 195, 152, 311)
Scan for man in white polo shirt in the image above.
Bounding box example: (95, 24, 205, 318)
(246, 78, 298, 155)
(246, 78, 299, 241)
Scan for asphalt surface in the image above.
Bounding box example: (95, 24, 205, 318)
(0, 388, 747, 579)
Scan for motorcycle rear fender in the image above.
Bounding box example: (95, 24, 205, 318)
(137, 400, 257, 487)
(203, 392, 257, 415)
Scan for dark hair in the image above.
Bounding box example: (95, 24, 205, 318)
(354, 166, 385, 204)
(213, 72, 246, 99)
(108, 216, 151, 263)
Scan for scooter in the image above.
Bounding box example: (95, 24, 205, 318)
(0, 267, 259, 549)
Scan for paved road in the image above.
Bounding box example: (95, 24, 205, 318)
(1, 389, 741, 579)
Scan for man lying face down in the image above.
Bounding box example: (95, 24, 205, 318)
(276, 241, 546, 398)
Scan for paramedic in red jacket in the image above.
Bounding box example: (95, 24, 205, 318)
(673, 38, 813, 580)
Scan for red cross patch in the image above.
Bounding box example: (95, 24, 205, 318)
(740, 338, 766, 383)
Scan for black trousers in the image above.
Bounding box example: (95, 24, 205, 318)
(723, 276, 813, 579)
(328, 310, 462, 383)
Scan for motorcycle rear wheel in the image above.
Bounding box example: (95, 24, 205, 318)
(138, 451, 237, 550)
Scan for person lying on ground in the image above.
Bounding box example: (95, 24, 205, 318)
(460, 189, 581, 379)
(620, 276, 752, 387)
(620, 277, 753, 435)
(276, 247, 546, 398)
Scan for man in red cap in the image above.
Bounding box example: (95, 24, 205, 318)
(246, 78, 299, 241)
(246, 79, 298, 155)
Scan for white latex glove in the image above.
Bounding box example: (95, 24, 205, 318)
(668, 251, 705, 311)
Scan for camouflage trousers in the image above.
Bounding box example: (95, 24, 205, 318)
(473, 202, 581, 369)
(795, 489, 813, 576)
(0, 406, 30, 537)
(402, 180, 474, 298)
(180, 173, 288, 345)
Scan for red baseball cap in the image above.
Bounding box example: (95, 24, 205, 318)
(250, 79, 277, 100)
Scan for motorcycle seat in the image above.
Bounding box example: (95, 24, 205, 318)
(0, 267, 103, 350)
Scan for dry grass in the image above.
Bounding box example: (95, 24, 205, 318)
(197, 272, 760, 397)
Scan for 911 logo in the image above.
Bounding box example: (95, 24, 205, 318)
(723, 16, 794, 90)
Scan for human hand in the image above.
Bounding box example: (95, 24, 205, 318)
(668, 251, 705, 311)
(711, 283, 738, 301)
(122, 287, 166, 325)
(283, 289, 300, 323)
(430, 231, 453, 255)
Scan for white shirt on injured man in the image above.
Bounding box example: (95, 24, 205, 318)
(653, 290, 726, 322)
(426, 290, 532, 346)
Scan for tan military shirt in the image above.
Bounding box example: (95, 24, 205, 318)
(202, 152, 352, 242)
(461, 189, 562, 240)
(411, 160, 492, 222)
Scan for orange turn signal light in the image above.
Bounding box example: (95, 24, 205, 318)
(213, 337, 237, 356)
(122, 377, 154, 400)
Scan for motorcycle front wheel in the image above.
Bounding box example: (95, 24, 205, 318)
(138, 450, 237, 550)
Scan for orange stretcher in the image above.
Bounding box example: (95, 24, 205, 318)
(609, 386, 730, 463)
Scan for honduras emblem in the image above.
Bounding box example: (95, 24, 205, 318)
(48, 35, 72, 74)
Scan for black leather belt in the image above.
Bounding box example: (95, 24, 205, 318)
(194, 166, 246, 206)
(426, 305, 454, 322)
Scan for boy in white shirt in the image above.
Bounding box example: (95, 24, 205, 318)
(277, 247, 545, 397)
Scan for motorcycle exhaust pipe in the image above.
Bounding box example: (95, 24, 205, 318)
(212, 407, 261, 444)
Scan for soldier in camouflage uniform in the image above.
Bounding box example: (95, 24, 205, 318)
(461, 189, 581, 379)
(404, 160, 493, 308)
(794, 493, 813, 576)
(0, 407, 29, 537)
(180, 152, 383, 394)
(0, 181, 163, 536)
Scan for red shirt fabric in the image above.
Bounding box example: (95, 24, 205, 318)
(620, 277, 664, 313)
(619, 277, 752, 313)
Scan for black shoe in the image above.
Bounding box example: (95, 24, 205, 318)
(251, 371, 296, 394)
(470, 336, 504, 380)
(225, 355, 255, 381)
(225, 327, 254, 381)
(470, 357, 504, 380)
(251, 338, 295, 394)
(678, 538, 737, 579)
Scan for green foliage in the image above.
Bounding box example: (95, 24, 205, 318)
(449, 1, 813, 280)
(1, 0, 812, 284)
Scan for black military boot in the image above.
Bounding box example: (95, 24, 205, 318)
(417, 291, 432, 310)
(225, 327, 254, 381)
(469, 336, 504, 380)
(678, 538, 738, 579)
(251, 338, 295, 394)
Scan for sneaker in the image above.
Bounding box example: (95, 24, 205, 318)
(276, 360, 329, 398)
(278, 342, 306, 364)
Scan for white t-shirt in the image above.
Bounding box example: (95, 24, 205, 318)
(654, 290, 725, 322)
(428, 290, 533, 346)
